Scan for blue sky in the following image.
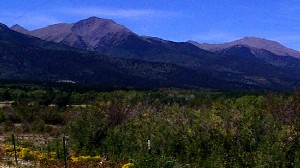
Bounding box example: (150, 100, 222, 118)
(1, 0, 300, 50)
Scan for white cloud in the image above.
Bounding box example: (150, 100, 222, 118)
(60, 7, 177, 19)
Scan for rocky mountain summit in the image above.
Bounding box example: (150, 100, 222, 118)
(6, 17, 300, 90)
(11, 17, 136, 51)
(188, 37, 300, 58)
(10, 24, 30, 34)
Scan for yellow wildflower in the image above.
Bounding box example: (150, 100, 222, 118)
(20, 148, 31, 160)
(71, 156, 79, 163)
(122, 162, 134, 168)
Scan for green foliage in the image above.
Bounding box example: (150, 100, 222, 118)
(68, 107, 106, 154)
(31, 119, 46, 133)
(82, 91, 300, 167)
(0, 88, 12, 101)
(3, 84, 300, 167)
(0, 109, 6, 123)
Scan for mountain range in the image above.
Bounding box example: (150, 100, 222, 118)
(3, 16, 300, 90)
(1, 22, 245, 90)
(188, 37, 300, 58)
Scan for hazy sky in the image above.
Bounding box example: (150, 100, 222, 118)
(1, 0, 300, 50)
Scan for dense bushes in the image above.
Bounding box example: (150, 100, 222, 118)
(64, 91, 300, 167)
(2, 85, 300, 167)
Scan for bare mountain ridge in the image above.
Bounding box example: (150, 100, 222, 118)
(10, 17, 219, 70)
(3, 23, 236, 89)
(10, 24, 30, 34)
(5, 19, 300, 90)
(11, 17, 136, 50)
(188, 37, 300, 58)
(11, 16, 300, 60)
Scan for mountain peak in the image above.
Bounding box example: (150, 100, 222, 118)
(11, 24, 24, 28)
(18, 17, 136, 51)
(10, 24, 30, 34)
(76, 16, 115, 26)
(72, 17, 131, 35)
(233, 36, 300, 57)
(235, 36, 281, 47)
(240, 36, 266, 40)
(0, 23, 8, 29)
(189, 36, 300, 58)
(84, 16, 114, 23)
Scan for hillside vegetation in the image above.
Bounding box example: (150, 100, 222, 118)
(0, 85, 300, 167)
